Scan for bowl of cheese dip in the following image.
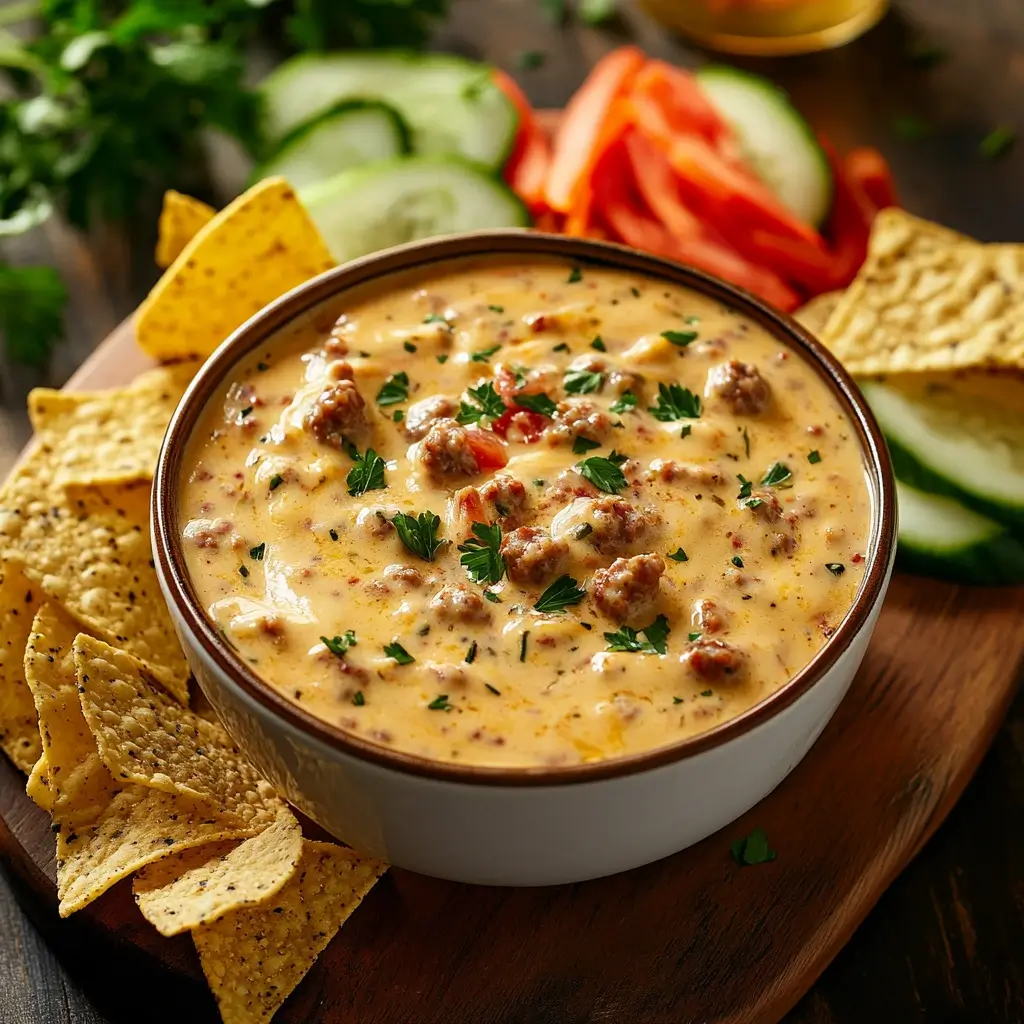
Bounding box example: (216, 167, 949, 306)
(153, 231, 896, 885)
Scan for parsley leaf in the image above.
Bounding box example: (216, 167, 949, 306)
(534, 574, 586, 613)
(376, 371, 409, 407)
(322, 631, 357, 657)
(471, 344, 502, 363)
(572, 435, 601, 455)
(661, 329, 698, 347)
(731, 827, 777, 866)
(808, 450, 822, 464)
(352, 691, 366, 706)
(249, 543, 265, 561)
(515, 391, 558, 417)
(576, 454, 627, 493)
(604, 614, 670, 655)
(591, 336, 606, 352)
(648, 382, 702, 421)
(427, 694, 454, 711)
(383, 641, 414, 665)
(737, 475, 753, 501)
(423, 313, 452, 329)
(346, 447, 387, 497)
(567, 266, 583, 283)
(564, 368, 603, 394)
(457, 522, 506, 585)
(761, 462, 793, 487)
(0, 264, 67, 368)
(826, 562, 846, 576)
(668, 548, 688, 562)
(457, 382, 507, 425)
(391, 511, 444, 562)
(269, 474, 284, 491)
(609, 390, 637, 414)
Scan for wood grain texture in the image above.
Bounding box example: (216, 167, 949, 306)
(1, 305, 1022, 1024)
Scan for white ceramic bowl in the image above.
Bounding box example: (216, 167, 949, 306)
(153, 232, 897, 886)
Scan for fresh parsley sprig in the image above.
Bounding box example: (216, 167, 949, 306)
(458, 522, 506, 585)
(604, 614, 670, 655)
(457, 382, 507, 425)
(376, 372, 410, 407)
(346, 447, 387, 496)
(649, 382, 702, 422)
(322, 631, 358, 657)
(576, 452, 628, 493)
(534, 574, 586, 613)
(391, 511, 444, 561)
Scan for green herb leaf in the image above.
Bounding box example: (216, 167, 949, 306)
(572, 435, 601, 455)
(732, 555, 744, 568)
(519, 630, 530, 661)
(688, 631, 702, 642)
(567, 266, 583, 283)
(471, 344, 502, 363)
(648, 382, 702, 421)
(591, 336, 606, 352)
(423, 313, 452, 328)
(465, 640, 478, 664)
(483, 590, 500, 603)
(391, 511, 444, 562)
(701, 688, 713, 697)
(609, 390, 637, 414)
(437, 354, 449, 364)
(661, 329, 698, 347)
(427, 694, 454, 711)
(403, 341, 417, 353)
(488, 304, 505, 313)
(576, 454, 627, 493)
(346, 447, 387, 497)
(807, 449, 821, 464)
(515, 391, 558, 417)
(534, 575, 586, 614)
(457, 522, 506, 585)
(457, 382, 507, 425)
(604, 614, 670, 655)
(249, 543, 265, 561)
(825, 562, 846, 576)
(238, 564, 249, 578)
(383, 641, 414, 665)
(731, 826, 777, 866)
(485, 682, 502, 695)
(351, 690, 365, 706)
(268, 474, 284, 491)
(322, 631, 357, 657)
(761, 462, 792, 487)
(668, 548, 688, 562)
(376, 371, 409, 407)
(564, 368, 603, 395)
(737, 475, 752, 501)
(743, 426, 750, 458)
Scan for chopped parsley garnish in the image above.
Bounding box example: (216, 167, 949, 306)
(668, 548, 688, 562)
(376, 371, 410, 407)
(471, 344, 502, 363)
(980, 126, 1015, 160)
(564, 368, 603, 395)
(403, 341, 417, 353)
(732, 555, 744, 568)
(257, 361, 269, 372)
(383, 641, 414, 665)
(552, 342, 571, 353)
(249, 543, 266, 561)
(737, 475, 753, 501)
(329, 529, 339, 542)
(352, 691, 366, 706)
(826, 562, 846, 576)
(269, 474, 284, 491)
(465, 640, 478, 664)
(458, 522, 506, 585)
(591, 336, 607, 352)
(423, 313, 452, 328)
(761, 462, 793, 488)
(576, 454, 628, 493)
(661, 329, 698, 347)
(427, 694, 454, 711)
(322, 631, 357, 657)
(572, 435, 601, 455)
(515, 391, 558, 417)
(238, 564, 249, 578)
(240, 406, 253, 419)
(731, 827, 777, 866)
(700, 689, 713, 698)
(680, 425, 692, 439)
(346, 447, 387, 497)
(519, 631, 530, 661)
(743, 427, 750, 458)
(488, 304, 505, 314)
(534, 575, 586, 614)
(393, 410, 404, 422)
(648, 382, 702, 421)
(610, 390, 637, 414)
(572, 523, 594, 540)
(604, 614, 670, 655)
(808, 450, 822, 464)
(673, 696, 684, 704)
(437, 354, 449, 364)
(688, 631, 702, 642)
(391, 511, 444, 562)
(630, 286, 641, 298)
(567, 266, 583, 283)
(485, 683, 502, 695)
(457, 382, 507, 425)
(483, 590, 500, 603)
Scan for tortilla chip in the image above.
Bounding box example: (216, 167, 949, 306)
(23, 603, 112, 823)
(193, 840, 386, 1024)
(156, 191, 216, 269)
(0, 458, 189, 699)
(823, 241, 1024, 375)
(794, 291, 843, 336)
(73, 635, 282, 831)
(27, 362, 199, 487)
(0, 557, 41, 772)
(134, 809, 303, 936)
(861, 207, 972, 263)
(136, 178, 335, 362)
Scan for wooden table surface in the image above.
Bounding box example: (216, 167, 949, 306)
(2, 1, 1023, 1021)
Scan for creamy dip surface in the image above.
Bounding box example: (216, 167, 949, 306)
(180, 257, 872, 769)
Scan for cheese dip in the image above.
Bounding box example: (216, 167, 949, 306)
(180, 258, 870, 769)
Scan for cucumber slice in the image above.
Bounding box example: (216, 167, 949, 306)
(300, 155, 529, 264)
(696, 65, 833, 227)
(896, 480, 1024, 584)
(862, 379, 1024, 529)
(260, 53, 517, 171)
(255, 101, 409, 190)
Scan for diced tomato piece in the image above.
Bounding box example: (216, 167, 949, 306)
(454, 486, 488, 526)
(491, 407, 548, 443)
(465, 429, 509, 469)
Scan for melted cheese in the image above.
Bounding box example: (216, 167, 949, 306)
(181, 258, 871, 768)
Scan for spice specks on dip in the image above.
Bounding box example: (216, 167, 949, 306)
(180, 258, 870, 769)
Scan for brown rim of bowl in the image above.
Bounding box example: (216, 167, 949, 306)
(153, 230, 896, 788)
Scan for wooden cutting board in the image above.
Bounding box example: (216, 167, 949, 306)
(1, 319, 1022, 1024)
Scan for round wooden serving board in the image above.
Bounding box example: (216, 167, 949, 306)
(2, 320, 1023, 1024)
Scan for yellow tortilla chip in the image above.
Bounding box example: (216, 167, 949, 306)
(27, 362, 199, 487)
(823, 241, 1024, 375)
(861, 207, 972, 264)
(136, 177, 335, 361)
(0, 556, 41, 772)
(73, 634, 282, 831)
(794, 291, 843, 337)
(156, 190, 216, 269)
(25, 754, 52, 811)
(134, 809, 303, 936)
(0, 457, 189, 698)
(193, 840, 386, 1024)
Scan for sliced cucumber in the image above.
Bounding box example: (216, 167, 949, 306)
(260, 53, 517, 172)
(862, 379, 1024, 529)
(300, 155, 529, 264)
(696, 65, 833, 227)
(896, 480, 1024, 584)
(255, 101, 409, 190)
